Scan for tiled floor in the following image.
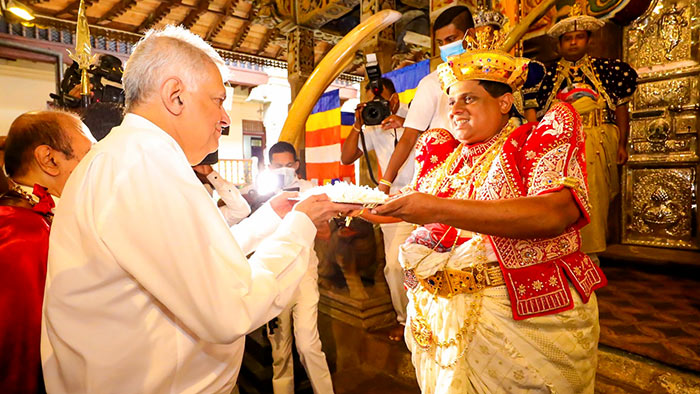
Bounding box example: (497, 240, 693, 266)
(597, 261, 700, 373)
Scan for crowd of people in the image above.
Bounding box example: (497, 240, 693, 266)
(0, 3, 636, 393)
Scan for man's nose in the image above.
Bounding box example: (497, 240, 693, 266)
(221, 108, 231, 127)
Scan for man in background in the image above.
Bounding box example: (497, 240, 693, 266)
(266, 141, 334, 394)
(1, 111, 92, 394)
(341, 78, 412, 342)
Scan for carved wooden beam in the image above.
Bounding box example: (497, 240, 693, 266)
(205, 0, 237, 41)
(296, 0, 359, 29)
(97, 0, 137, 25)
(54, 0, 92, 17)
(230, 20, 251, 51)
(136, 0, 180, 33)
(256, 27, 276, 55)
(180, 0, 210, 29)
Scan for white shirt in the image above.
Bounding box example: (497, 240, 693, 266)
(360, 104, 414, 193)
(403, 69, 452, 132)
(204, 170, 251, 226)
(42, 114, 317, 394)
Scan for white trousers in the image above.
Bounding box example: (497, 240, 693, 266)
(380, 221, 414, 325)
(267, 260, 334, 394)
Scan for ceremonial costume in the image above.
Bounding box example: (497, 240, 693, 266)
(267, 178, 334, 394)
(534, 5, 638, 253)
(398, 20, 607, 393)
(0, 184, 54, 393)
(42, 114, 317, 393)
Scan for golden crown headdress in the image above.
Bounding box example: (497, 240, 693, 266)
(438, 9, 529, 93)
(547, 0, 604, 38)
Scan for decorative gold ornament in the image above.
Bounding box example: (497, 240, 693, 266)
(547, 0, 605, 38)
(437, 10, 529, 93)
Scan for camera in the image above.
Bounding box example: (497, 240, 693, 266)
(52, 54, 125, 108)
(361, 53, 392, 126)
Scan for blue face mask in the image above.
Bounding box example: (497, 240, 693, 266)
(439, 40, 465, 62)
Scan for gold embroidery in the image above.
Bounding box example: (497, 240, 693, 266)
(532, 280, 544, 291)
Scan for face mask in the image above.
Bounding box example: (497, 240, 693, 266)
(440, 40, 465, 62)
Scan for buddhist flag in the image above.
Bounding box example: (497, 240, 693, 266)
(383, 59, 430, 105)
(305, 90, 355, 185)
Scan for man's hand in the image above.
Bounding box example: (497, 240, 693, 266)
(294, 194, 356, 231)
(381, 114, 404, 130)
(193, 164, 214, 176)
(269, 191, 299, 218)
(377, 182, 390, 195)
(371, 191, 440, 225)
(616, 144, 628, 165)
(354, 103, 366, 129)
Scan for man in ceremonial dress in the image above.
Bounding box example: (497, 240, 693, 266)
(41, 26, 352, 394)
(0, 111, 92, 393)
(373, 20, 606, 393)
(534, 2, 638, 257)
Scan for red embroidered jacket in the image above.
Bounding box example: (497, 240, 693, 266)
(411, 102, 607, 320)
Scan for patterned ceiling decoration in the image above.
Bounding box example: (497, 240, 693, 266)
(17, 0, 430, 75)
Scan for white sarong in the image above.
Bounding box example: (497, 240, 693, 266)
(400, 236, 600, 394)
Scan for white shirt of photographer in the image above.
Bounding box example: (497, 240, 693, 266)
(359, 103, 412, 194)
(403, 69, 452, 133)
(41, 113, 317, 394)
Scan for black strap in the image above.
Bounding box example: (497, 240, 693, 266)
(358, 129, 379, 186)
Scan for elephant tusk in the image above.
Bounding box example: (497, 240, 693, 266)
(279, 9, 402, 147)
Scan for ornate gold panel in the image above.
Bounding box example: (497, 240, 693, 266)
(622, 166, 698, 249)
(626, 0, 698, 70)
(629, 112, 698, 160)
(632, 76, 698, 111)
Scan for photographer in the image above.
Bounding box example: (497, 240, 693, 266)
(340, 77, 412, 342)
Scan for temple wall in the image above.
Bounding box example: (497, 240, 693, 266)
(0, 58, 55, 135)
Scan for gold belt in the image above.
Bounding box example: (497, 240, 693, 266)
(581, 108, 609, 127)
(414, 262, 504, 298)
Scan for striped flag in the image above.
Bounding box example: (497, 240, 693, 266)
(305, 90, 355, 185)
(383, 59, 430, 105)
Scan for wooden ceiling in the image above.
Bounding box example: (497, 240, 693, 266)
(20, 0, 430, 75)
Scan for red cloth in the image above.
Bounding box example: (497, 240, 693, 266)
(0, 206, 49, 393)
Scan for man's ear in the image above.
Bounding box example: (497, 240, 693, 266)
(499, 93, 514, 115)
(293, 160, 300, 172)
(161, 77, 185, 115)
(34, 145, 60, 176)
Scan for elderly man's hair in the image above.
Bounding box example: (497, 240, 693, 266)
(4, 111, 79, 178)
(123, 25, 229, 110)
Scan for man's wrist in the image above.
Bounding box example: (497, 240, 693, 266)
(379, 179, 392, 187)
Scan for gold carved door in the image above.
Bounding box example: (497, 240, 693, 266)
(623, 0, 700, 251)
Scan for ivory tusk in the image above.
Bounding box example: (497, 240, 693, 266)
(279, 9, 402, 146)
(500, 0, 558, 52)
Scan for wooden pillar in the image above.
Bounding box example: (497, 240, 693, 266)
(286, 26, 315, 174)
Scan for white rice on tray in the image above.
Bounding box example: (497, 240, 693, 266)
(299, 182, 388, 205)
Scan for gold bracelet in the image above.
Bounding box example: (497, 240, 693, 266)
(379, 179, 392, 187)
